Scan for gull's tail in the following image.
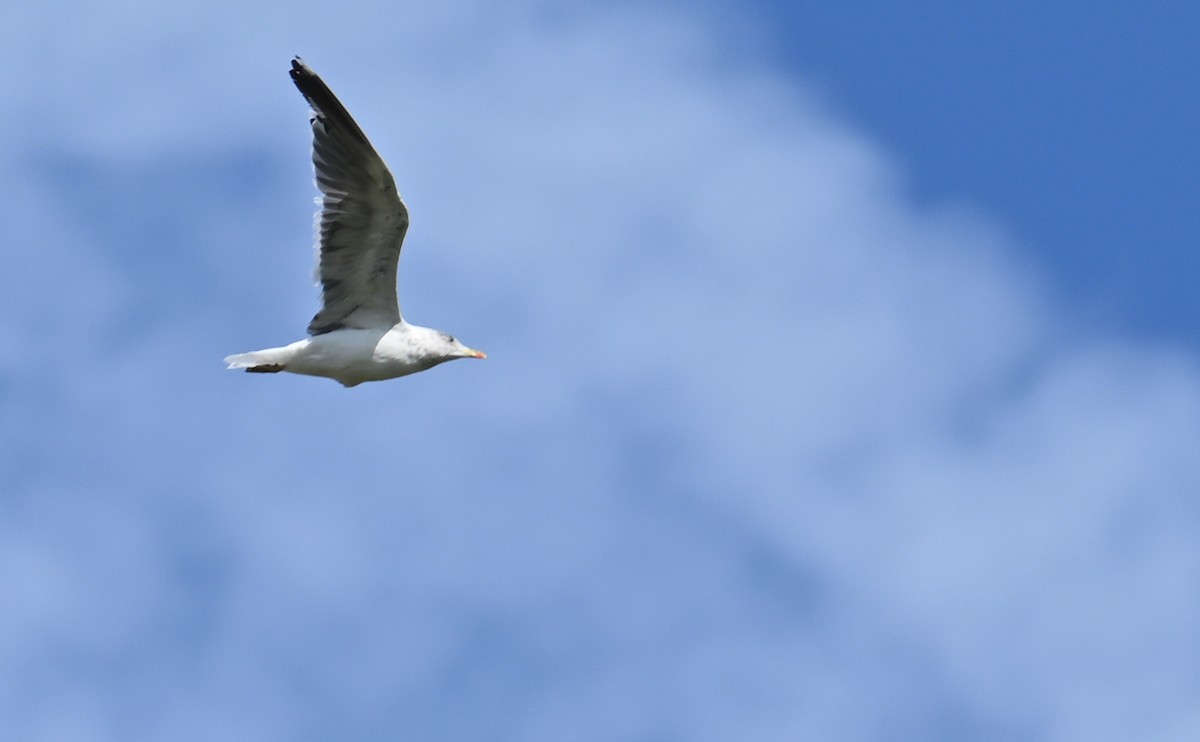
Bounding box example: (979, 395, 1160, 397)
(224, 348, 291, 374)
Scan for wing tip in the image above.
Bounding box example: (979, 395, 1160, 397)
(287, 56, 377, 150)
(290, 56, 314, 84)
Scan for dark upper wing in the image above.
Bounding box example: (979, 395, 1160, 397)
(289, 57, 409, 335)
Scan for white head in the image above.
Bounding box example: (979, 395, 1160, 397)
(423, 327, 486, 364)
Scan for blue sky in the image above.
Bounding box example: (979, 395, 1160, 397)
(748, 2, 1200, 341)
(3, 1, 1200, 740)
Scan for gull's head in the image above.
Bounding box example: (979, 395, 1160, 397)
(407, 325, 486, 366)
(435, 330, 487, 362)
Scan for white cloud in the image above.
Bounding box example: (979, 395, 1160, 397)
(3, 1, 1199, 740)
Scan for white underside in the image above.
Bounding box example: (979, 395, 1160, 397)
(225, 324, 442, 387)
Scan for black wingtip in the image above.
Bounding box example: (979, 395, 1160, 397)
(289, 56, 311, 83)
(288, 56, 326, 97)
(286, 56, 374, 147)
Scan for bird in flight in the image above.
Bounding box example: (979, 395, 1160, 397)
(225, 57, 486, 387)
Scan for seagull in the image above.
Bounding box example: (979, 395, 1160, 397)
(225, 57, 485, 387)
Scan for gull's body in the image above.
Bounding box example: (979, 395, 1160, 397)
(225, 58, 484, 387)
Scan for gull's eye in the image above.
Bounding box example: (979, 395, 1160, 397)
(444, 334, 456, 344)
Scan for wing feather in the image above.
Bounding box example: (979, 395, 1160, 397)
(289, 57, 409, 335)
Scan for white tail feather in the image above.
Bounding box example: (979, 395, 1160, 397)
(224, 346, 295, 371)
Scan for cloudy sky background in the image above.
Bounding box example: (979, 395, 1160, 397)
(3, 1, 1199, 740)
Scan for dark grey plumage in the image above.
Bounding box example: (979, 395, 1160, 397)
(289, 57, 409, 335)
